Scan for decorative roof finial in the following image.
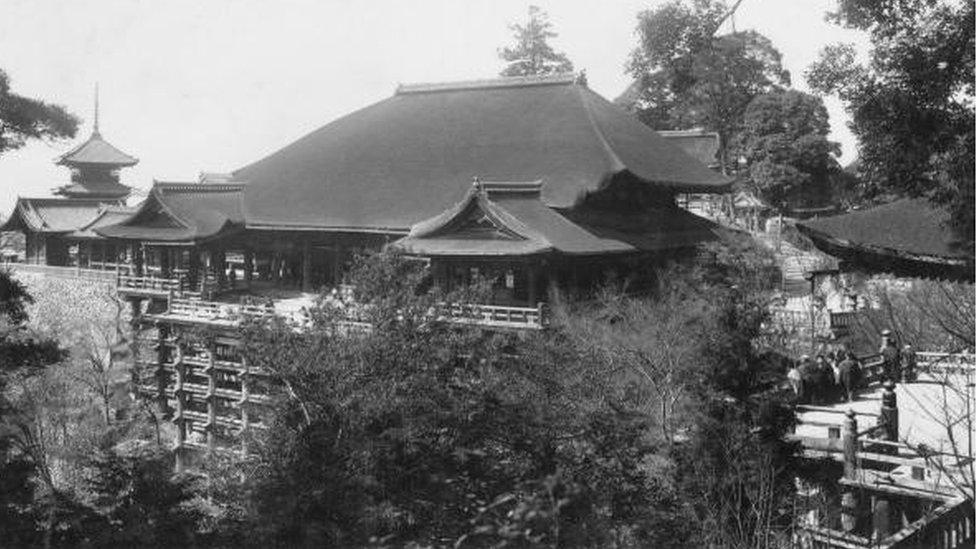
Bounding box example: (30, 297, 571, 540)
(575, 70, 588, 87)
(93, 82, 100, 135)
(472, 176, 481, 191)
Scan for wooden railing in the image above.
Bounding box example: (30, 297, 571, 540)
(883, 497, 974, 548)
(117, 274, 185, 296)
(2, 262, 117, 281)
(794, 381, 974, 548)
(149, 296, 546, 332)
(439, 302, 545, 330)
(829, 311, 859, 335)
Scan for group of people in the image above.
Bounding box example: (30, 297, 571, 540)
(786, 330, 918, 404)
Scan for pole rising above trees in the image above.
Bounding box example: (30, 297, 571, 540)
(625, 0, 790, 175)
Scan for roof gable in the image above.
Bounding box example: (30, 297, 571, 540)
(395, 180, 634, 256)
(0, 198, 108, 233)
(96, 183, 244, 242)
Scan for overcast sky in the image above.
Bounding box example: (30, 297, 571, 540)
(0, 0, 868, 213)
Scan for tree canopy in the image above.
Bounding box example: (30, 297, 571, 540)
(498, 6, 575, 77)
(806, 0, 975, 245)
(626, 0, 790, 172)
(732, 89, 842, 208)
(0, 70, 79, 156)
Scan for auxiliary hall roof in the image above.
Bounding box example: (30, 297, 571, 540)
(0, 198, 110, 233)
(234, 74, 730, 233)
(96, 182, 245, 243)
(797, 198, 974, 281)
(395, 181, 634, 257)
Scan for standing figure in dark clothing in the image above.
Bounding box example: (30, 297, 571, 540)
(880, 330, 901, 383)
(798, 355, 816, 404)
(814, 355, 834, 404)
(838, 351, 860, 402)
(901, 344, 918, 382)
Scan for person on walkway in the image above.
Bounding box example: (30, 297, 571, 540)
(901, 343, 918, 383)
(813, 355, 834, 404)
(880, 330, 901, 383)
(798, 355, 816, 404)
(828, 351, 842, 401)
(837, 350, 860, 402)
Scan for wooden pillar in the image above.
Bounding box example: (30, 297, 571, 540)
(880, 381, 899, 451)
(240, 355, 250, 458)
(331, 243, 342, 286)
(301, 240, 312, 292)
(873, 381, 900, 539)
(527, 262, 538, 305)
(243, 249, 253, 291)
(841, 409, 859, 533)
(156, 324, 172, 419)
(206, 341, 216, 455)
(174, 342, 186, 473)
(131, 242, 143, 276)
(215, 249, 227, 287)
(271, 253, 281, 285)
(160, 247, 171, 278)
(188, 248, 201, 288)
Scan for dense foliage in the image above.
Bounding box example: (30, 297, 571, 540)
(732, 89, 842, 208)
(0, 69, 79, 156)
(806, 0, 975, 245)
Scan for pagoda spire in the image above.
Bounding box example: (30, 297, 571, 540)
(93, 83, 100, 135)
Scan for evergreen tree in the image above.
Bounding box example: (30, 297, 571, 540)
(499, 6, 574, 77)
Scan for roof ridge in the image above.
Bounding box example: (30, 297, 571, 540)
(155, 182, 246, 193)
(575, 85, 626, 174)
(396, 73, 577, 95)
(478, 180, 543, 194)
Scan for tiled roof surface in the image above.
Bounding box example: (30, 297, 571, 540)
(235, 75, 729, 232)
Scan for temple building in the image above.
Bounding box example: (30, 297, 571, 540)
(1, 91, 138, 267)
(797, 198, 974, 283)
(94, 74, 731, 304)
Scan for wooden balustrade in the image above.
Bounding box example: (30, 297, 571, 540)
(795, 380, 974, 548)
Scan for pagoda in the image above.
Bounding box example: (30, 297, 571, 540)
(52, 88, 138, 200)
(2, 87, 138, 266)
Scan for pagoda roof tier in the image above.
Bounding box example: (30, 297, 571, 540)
(54, 180, 132, 199)
(394, 180, 720, 257)
(235, 74, 730, 233)
(55, 130, 138, 167)
(96, 182, 244, 244)
(0, 197, 115, 234)
(797, 198, 974, 281)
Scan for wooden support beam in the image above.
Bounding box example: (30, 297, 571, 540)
(302, 240, 312, 292)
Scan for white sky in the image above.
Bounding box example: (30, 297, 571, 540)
(0, 0, 867, 214)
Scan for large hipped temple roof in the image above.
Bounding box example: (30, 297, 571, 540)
(234, 74, 730, 233)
